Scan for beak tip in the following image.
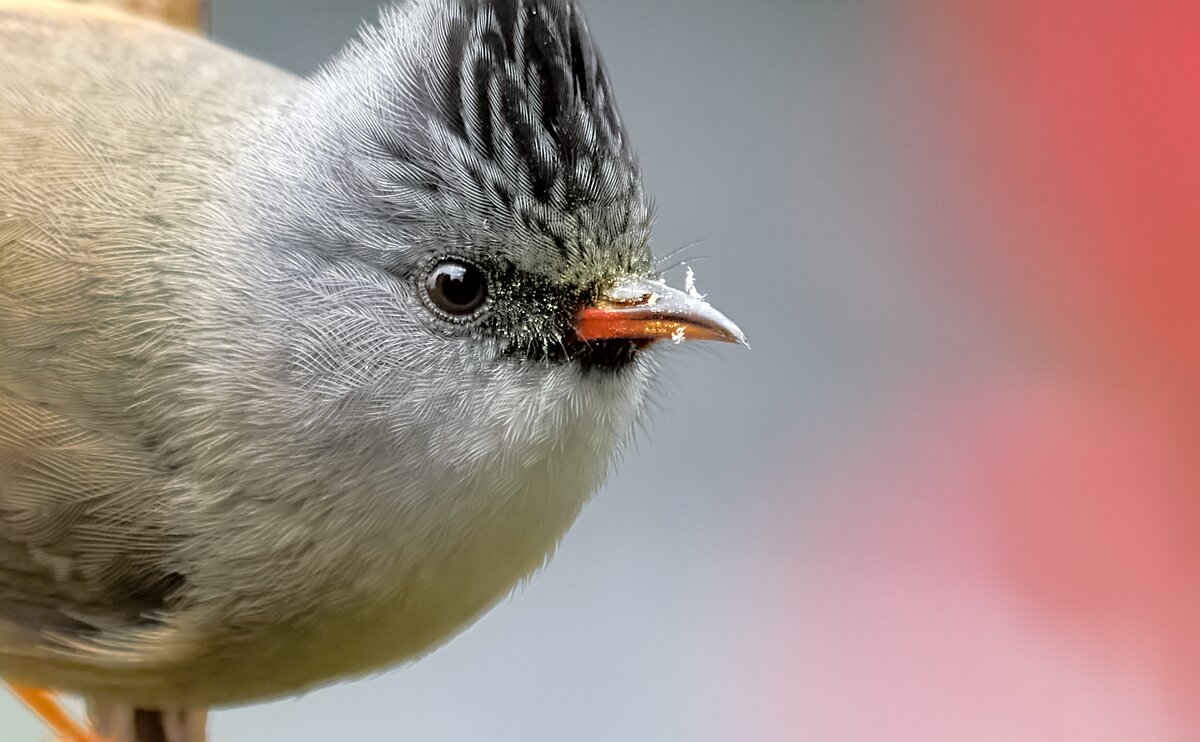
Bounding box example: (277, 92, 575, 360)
(712, 321, 749, 348)
(706, 311, 748, 348)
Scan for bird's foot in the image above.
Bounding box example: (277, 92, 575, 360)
(6, 684, 110, 742)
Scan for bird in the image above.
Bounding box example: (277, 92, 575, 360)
(0, 0, 745, 740)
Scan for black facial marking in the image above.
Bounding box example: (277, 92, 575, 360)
(502, 329, 645, 374)
(563, 337, 648, 373)
(479, 266, 645, 373)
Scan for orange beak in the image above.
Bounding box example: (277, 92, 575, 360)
(574, 277, 747, 346)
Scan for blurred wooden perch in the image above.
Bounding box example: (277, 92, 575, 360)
(66, 0, 206, 32)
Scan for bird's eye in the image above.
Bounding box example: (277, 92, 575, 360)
(425, 260, 488, 316)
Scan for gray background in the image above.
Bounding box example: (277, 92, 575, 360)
(2, 1, 930, 740)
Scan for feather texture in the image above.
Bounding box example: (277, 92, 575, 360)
(0, 0, 655, 712)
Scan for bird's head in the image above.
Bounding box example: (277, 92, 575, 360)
(241, 0, 742, 435)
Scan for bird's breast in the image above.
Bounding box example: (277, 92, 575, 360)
(175, 369, 648, 703)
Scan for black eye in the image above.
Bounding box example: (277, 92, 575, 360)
(425, 260, 488, 316)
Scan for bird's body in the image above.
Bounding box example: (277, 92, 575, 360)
(0, 1, 649, 704)
(0, 1, 742, 739)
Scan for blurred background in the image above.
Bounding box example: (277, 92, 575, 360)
(8, 0, 1200, 740)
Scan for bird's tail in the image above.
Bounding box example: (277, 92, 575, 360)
(88, 699, 208, 742)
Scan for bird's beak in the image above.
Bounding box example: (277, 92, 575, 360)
(574, 277, 747, 346)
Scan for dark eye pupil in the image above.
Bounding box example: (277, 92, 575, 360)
(427, 261, 487, 315)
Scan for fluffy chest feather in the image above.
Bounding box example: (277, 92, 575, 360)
(154, 351, 652, 703)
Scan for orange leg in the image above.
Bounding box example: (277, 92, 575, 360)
(6, 684, 109, 742)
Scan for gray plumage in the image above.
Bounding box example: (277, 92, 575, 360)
(0, 1, 740, 740)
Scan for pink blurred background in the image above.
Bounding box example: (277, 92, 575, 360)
(730, 3, 1200, 739)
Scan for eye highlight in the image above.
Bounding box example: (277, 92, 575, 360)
(425, 260, 488, 317)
